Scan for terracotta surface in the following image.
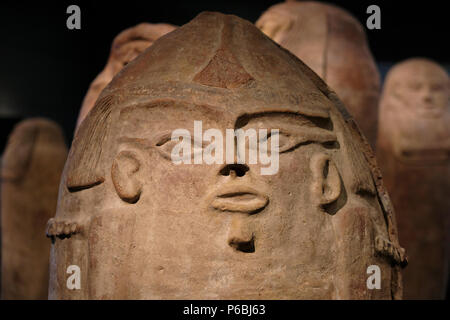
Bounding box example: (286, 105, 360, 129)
(1, 118, 67, 299)
(48, 12, 405, 299)
(377, 58, 449, 299)
(76, 22, 177, 129)
(256, 1, 380, 148)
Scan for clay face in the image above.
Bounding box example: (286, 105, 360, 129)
(378, 58, 450, 164)
(256, 1, 381, 148)
(397, 73, 448, 119)
(390, 62, 448, 119)
(48, 12, 405, 299)
(377, 58, 449, 299)
(1, 118, 67, 299)
(106, 101, 340, 298)
(76, 23, 177, 129)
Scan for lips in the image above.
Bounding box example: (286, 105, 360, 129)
(210, 186, 269, 214)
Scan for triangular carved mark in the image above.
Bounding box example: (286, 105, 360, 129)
(193, 48, 254, 89)
(194, 15, 254, 89)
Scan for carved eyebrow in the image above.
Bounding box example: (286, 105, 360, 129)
(116, 137, 152, 149)
(116, 131, 195, 149)
(119, 98, 227, 120)
(234, 111, 337, 148)
(234, 111, 333, 131)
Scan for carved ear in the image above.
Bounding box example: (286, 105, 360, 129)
(310, 152, 342, 208)
(111, 150, 142, 203)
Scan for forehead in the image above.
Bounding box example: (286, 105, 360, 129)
(393, 64, 448, 86)
(119, 99, 231, 127)
(117, 97, 332, 133)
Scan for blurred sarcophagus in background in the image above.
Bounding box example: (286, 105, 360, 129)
(1, 118, 67, 299)
(377, 58, 450, 299)
(256, 1, 381, 148)
(76, 22, 177, 130)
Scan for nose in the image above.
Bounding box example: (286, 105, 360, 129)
(422, 86, 433, 103)
(219, 164, 249, 177)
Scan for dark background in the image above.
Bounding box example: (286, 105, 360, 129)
(0, 0, 448, 150)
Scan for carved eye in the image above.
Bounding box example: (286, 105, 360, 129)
(259, 129, 336, 154)
(430, 83, 445, 92)
(155, 132, 202, 162)
(257, 130, 293, 153)
(408, 81, 422, 91)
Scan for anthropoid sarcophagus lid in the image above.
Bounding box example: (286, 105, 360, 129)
(76, 22, 177, 129)
(48, 12, 406, 299)
(377, 58, 449, 299)
(1, 118, 67, 299)
(256, 1, 381, 148)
